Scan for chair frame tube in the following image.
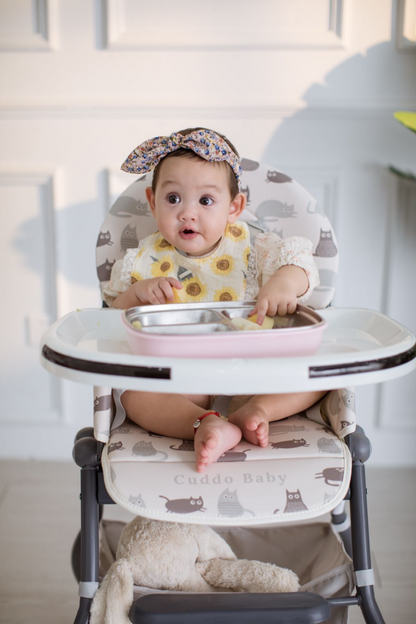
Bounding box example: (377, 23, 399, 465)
(71, 428, 387, 624)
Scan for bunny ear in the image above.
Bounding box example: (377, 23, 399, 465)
(90, 559, 134, 624)
(201, 558, 300, 594)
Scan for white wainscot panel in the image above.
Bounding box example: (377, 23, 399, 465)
(0, 172, 61, 424)
(101, 0, 347, 49)
(377, 178, 416, 430)
(397, 0, 416, 52)
(0, 0, 58, 51)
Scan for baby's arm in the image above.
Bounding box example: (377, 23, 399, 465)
(112, 277, 182, 309)
(249, 233, 319, 324)
(249, 265, 308, 324)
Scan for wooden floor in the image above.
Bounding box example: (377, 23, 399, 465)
(0, 460, 415, 624)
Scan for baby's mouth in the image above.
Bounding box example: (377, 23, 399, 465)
(180, 228, 199, 240)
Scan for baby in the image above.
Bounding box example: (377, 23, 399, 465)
(104, 127, 326, 472)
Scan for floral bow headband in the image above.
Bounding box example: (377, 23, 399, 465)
(121, 129, 242, 190)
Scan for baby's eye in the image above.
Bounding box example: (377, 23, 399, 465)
(199, 196, 213, 206)
(168, 194, 180, 204)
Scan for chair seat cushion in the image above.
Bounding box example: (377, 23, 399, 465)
(102, 415, 351, 526)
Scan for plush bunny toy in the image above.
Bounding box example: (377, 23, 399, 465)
(90, 516, 299, 624)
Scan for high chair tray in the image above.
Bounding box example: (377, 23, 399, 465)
(40, 307, 416, 393)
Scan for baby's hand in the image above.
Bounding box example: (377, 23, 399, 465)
(133, 277, 182, 305)
(249, 272, 298, 325)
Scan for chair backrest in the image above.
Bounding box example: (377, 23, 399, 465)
(96, 158, 339, 309)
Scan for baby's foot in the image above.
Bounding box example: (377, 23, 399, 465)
(228, 400, 270, 447)
(194, 416, 242, 473)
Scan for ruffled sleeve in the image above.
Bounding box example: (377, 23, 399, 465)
(244, 246, 260, 301)
(101, 247, 138, 307)
(254, 233, 320, 302)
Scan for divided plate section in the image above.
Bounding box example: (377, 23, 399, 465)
(124, 302, 324, 337)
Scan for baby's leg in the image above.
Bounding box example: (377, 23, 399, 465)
(228, 391, 327, 447)
(121, 391, 241, 472)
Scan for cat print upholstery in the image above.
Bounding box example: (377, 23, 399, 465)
(101, 411, 352, 526)
(94, 387, 114, 443)
(96, 160, 339, 310)
(95, 162, 354, 524)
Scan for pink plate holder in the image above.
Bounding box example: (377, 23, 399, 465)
(121, 302, 327, 359)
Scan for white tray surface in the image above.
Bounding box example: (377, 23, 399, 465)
(41, 307, 416, 393)
(45, 307, 414, 363)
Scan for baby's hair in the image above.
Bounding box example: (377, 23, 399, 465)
(151, 127, 240, 199)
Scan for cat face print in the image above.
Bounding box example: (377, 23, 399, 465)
(265, 171, 293, 184)
(314, 229, 338, 258)
(97, 230, 113, 247)
(97, 259, 116, 283)
(120, 224, 138, 251)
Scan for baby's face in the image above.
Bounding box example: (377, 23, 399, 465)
(146, 157, 245, 256)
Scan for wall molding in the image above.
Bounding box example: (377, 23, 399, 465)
(397, 0, 416, 52)
(0, 170, 61, 424)
(0, 0, 58, 51)
(376, 175, 416, 431)
(99, 0, 348, 50)
(0, 101, 410, 120)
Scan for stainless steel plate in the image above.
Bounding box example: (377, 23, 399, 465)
(124, 302, 324, 336)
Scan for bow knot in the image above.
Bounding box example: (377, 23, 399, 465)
(121, 129, 242, 190)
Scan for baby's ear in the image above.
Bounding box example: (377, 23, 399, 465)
(228, 192, 246, 223)
(145, 187, 156, 216)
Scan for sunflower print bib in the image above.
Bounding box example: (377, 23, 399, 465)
(130, 221, 250, 303)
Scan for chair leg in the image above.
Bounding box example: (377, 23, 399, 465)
(330, 500, 353, 558)
(350, 459, 386, 624)
(73, 597, 93, 624)
(73, 436, 101, 624)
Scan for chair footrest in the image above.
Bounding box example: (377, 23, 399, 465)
(129, 592, 331, 624)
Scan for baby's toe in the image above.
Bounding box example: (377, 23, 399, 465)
(257, 422, 269, 446)
(246, 414, 262, 431)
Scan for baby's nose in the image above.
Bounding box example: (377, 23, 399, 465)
(179, 202, 197, 220)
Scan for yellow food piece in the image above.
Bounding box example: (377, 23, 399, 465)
(172, 287, 185, 303)
(247, 313, 274, 330)
(231, 317, 262, 331)
(132, 320, 142, 330)
(230, 314, 274, 331)
(231, 316, 273, 331)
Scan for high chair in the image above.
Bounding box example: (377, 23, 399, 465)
(41, 157, 416, 624)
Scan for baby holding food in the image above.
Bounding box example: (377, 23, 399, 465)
(104, 127, 326, 472)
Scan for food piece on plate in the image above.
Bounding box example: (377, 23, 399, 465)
(231, 317, 262, 331)
(246, 313, 274, 330)
(231, 316, 273, 331)
(132, 320, 142, 330)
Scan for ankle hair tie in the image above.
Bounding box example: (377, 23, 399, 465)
(193, 411, 222, 433)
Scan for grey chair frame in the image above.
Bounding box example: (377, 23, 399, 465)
(71, 422, 385, 624)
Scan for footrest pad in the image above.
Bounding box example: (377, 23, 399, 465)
(129, 592, 330, 624)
